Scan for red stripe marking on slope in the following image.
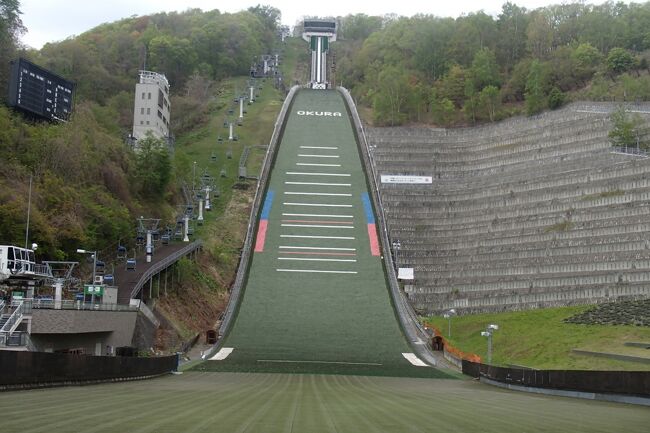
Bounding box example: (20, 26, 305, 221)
(367, 224, 380, 256)
(254, 220, 268, 252)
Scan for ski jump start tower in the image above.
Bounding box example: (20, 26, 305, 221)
(302, 19, 337, 89)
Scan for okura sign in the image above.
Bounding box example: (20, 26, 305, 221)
(296, 110, 342, 117)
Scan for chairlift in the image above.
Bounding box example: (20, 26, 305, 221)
(161, 234, 170, 245)
(223, 120, 229, 128)
(211, 153, 218, 162)
(217, 136, 223, 143)
(220, 169, 227, 178)
(126, 258, 136, 271)
(227, 109, 234, 115)
(117, 245, 127, 259)
(237, 119, 243, 126)
(226, 150, 233, 159)
(94, 260, 105, 274)
(104, 274, 114, 285)
(232, 135, 239, 142)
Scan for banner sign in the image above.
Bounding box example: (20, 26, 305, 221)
(381, 175, 432, 184)
(84, 285, 104, 296)
(398, 268, 414, 280)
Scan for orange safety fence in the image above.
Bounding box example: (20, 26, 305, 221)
(426, 324, 482, 363)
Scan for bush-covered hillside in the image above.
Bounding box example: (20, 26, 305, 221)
(335, 1, 650, 126)
(0, 1, 280, 260)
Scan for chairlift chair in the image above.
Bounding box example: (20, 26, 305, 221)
(126, 258, 136, 271)
(117, 245, 127, 259)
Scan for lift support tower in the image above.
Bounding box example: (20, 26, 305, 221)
(302, 19, 337, 89)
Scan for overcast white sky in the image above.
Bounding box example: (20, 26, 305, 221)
(19, 0, 634, 49)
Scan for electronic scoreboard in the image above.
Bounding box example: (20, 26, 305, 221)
(7, 58, 75, 121)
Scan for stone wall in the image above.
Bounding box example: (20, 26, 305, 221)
(367, 103, 650, 314)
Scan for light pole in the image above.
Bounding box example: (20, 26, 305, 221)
(481, 324, 499, 364)
(77, 248, 97, 306)
(443, 308, 456, 338)
(192, 161, 197, 193)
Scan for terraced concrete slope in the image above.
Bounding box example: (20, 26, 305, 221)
(197, 89, 450, 377)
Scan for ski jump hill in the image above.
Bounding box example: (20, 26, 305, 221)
(195, 88, 451, 378)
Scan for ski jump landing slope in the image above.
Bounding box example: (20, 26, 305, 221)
(196, 89, 451, 378)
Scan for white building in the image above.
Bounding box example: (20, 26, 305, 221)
(132, 71, 171, 142)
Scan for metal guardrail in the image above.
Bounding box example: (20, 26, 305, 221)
(129, 240, 203, 299)
(30, 299, 138, 312)
(611, 146, 648, 157)
(218, 85, 301, 340)
(339, 86, 438, 366)
(0, 331, 27, 347)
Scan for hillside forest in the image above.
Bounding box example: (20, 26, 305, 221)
(334, 1, 650, 125)
(1, 1, 650, 257)
(0, 2, 281, 259)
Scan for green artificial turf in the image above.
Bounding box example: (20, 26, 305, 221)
(1, 372, 647, 433)
(193, 89, 446, 377)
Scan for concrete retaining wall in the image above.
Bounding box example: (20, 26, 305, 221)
(368, 103, 650, 313)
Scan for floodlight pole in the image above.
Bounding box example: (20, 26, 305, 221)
(25, 174, 32, 250)
(192, 161, 197, 193)
(481, 324, 498, 364)
(443, 309, 456, 338)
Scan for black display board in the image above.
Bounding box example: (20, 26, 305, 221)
(7, 57, 75, 121)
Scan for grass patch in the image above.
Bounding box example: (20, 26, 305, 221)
(424, 305, 650, 370)
(544, 220, 573, 232)
(580, 189, 625, 201)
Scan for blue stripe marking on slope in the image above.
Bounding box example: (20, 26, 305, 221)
(361, 192, 375, 224)
(261, 190, 275, 219)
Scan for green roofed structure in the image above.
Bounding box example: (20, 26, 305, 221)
(302, 19, 336, 89)
(195, 88, 452, 378)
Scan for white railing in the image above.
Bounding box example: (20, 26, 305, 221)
(30, 298, 137, 312)
(0, 301, 25, 334)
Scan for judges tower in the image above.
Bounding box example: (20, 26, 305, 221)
(302, 19, 337, 89)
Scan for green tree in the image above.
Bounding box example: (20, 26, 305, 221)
(607, 47, 635, 76)
(573, 42, 603, 83)
(0, 0, 24, 90)
(438, 64, 466, 108)
(609, 106, 644, 150)
(526, 11, 553, 59)
(372, 65, 412, 126)
(496, 2, 529, 71)
(134, 135, 172, 200)
(469, 47, 500, 92)
(478, 85, 500, 121)
(525, 59, 547, 115)
(547, 87, 566, 109)
(431, 96, 456, 126)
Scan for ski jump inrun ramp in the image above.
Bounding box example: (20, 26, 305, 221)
(196, 88, 451, 378)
